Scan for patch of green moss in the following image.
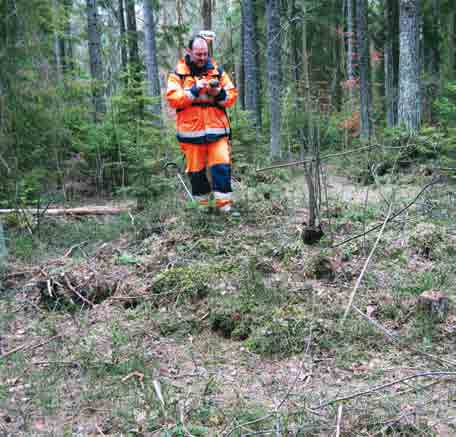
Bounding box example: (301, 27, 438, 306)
(246, 317, 309, 357)
(151, 265, 214, 303)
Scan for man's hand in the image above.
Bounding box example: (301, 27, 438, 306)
(195, 78, 208, 92)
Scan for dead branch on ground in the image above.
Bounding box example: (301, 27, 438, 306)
(312, 371, 456, 410)
(0, 206, 132, 216)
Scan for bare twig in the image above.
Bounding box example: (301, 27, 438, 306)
(332, 177, 442, 249)
(223, 413, 273, 437)
(256, 145, 375, 172)
(64, 241, 88, 258)
(335, 405, 343, 437)
(342, 199, 393, 322)
(312, 371, 456, 410)
(95, 424, 106, 436)
(351, 304, 456, 368)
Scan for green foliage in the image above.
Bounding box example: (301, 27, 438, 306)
(6, 214, 134, 262)
(282, 89, 342, 153)
(434, 81, 456, 126)
(392, 265, 452, 297)
(229, 109, 265, 164)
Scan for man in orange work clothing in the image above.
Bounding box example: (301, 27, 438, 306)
(166, 35, 238, 212)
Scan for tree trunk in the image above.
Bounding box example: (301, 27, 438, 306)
(444, 8, 455, 81)
(176, 0, 183, 59)
(53, 0, 64, 80)
(65, 0, 74, 74)
(428, 0, 440, 79)
(384, 0, 399, 127)
(118, 0, 128, 75)
(86, 0, 106, 119)
(201, 0, 212, 30)
(143, 0, 162, 122)
(242, 0, 260, 131)
(346, 0, 355, 89)
(356, 0, 371, 141)
(398, 0, 421, 131)
(266, 0, 281, 159)
(330, 0, 342, 112)
(125, 0, 140, 70)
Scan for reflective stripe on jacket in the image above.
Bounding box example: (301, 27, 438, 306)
(166, 58, 237, 144)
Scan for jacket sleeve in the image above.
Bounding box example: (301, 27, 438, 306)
(166, 73, 197, 110)
(216, 71, 238, 109)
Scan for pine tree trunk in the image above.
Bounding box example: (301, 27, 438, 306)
(356, 0, 371, 141)
(143, 0, 162, 122)
(86, 0, 106, 119)
(384, 0, 399, 127)
(398, 0, 421, 131)
(242, 0, 260, 131)
(266, 0, 281, 159)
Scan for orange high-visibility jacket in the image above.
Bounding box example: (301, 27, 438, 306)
(166, 57, 237, 144)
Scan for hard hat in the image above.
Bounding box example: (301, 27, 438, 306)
(198, 30, 216, 42)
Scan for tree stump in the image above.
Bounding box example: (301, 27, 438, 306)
(417, 290, 449, 321)
(302, 225, 324, 245)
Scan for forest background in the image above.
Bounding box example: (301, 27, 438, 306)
(1, 0, 456, 436)
(0, 0, 455, 207)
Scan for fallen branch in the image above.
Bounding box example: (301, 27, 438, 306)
(0, 206, 132, 216)
(352, 304, 456, 368)
(63, 274, 94, 308)
(312, 371, 456, 410)
(1, 335, 62, 360)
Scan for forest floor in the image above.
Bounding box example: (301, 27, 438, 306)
(1, 163, 456, 436)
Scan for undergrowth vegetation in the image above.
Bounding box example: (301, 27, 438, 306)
(1, 141, 455, 435)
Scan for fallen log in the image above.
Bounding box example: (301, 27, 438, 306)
(0, 206, 132, 216)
